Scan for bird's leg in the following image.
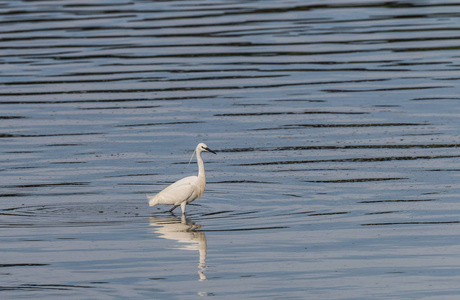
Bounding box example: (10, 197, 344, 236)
(180, 201, 187, 215)
(169, 205, 179, 213)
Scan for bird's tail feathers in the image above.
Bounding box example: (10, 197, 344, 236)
(147, 194, 159, 207)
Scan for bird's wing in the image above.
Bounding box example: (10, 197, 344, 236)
(149, 176, 198, 206)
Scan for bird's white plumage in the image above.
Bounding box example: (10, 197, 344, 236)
(148, 176, 201, 206)
(147, 143, 216, 214)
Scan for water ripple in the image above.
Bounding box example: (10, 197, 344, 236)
(1, 0, 460, 299)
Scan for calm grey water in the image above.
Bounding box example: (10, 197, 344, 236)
(1, 0, 460, 299)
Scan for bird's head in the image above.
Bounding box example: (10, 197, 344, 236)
(197, 143, 217, 154)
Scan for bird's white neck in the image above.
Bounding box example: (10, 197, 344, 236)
(196, 151, 206, 180)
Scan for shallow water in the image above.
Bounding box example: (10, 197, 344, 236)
(1, 0, 460, 299)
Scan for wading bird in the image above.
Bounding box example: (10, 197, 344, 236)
(147, 143, 216, 214)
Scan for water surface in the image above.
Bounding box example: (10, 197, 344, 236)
(1, 0, 460, 299)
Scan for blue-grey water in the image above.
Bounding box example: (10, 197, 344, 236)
(1, 0, 460, 299)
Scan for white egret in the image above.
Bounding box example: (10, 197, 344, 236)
(147, 143, 216, 214)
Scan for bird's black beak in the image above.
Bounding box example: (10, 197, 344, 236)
(205, 147, 217, 154)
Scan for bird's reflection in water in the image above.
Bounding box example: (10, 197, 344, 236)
(149, 215, 207, 281)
